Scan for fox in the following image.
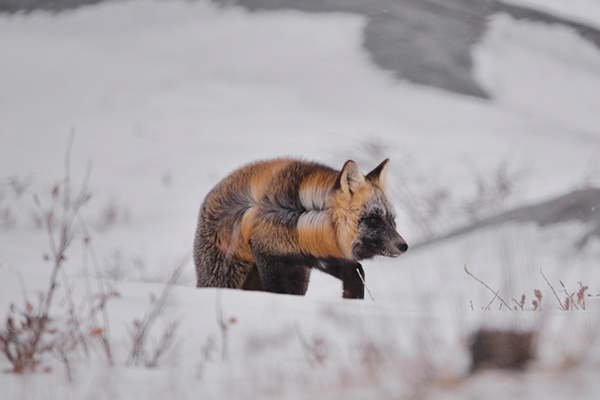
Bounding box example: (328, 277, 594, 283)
(193, 158, 408, 299)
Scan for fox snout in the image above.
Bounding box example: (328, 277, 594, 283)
(397, 240, 409, 254)
(385, 229, 409, 257)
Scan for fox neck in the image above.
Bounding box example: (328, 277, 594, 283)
(298, 181, 357, 260)
(296, 210, 349, 259)
(331, 207, 358, 260)
(322, 189, 357, 260)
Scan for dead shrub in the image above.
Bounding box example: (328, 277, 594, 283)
(125, 260, 185, 368)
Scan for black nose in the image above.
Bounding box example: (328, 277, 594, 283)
(398, 242, 408, 253)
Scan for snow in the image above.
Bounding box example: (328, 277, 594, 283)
(1, 0, 600, 398)
(501, 0, 600, 29)
(473, 12, 600, 136)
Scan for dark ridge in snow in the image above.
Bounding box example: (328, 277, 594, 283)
(415, 187, 600, 250)
(216, 0, 600, 98)
(0, 0, 104, 13)
(2, 0, 600, 97)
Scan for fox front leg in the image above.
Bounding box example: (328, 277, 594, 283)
(316, 259, 365, 299)
(251, 251, 311, 296)
(341, 263, 365, 299)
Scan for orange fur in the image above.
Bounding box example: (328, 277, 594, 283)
(297, 211, 342, 258)
(329, 182, 375, 258)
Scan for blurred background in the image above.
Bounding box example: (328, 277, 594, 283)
(1, 0, 600, 397)
(1, 0, 599, 282)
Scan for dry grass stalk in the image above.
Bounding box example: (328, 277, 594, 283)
(195, 334, 217, 380)
(540, 270, 590, 311)
(126, 260, 185, 368)
(464, 265, 512, 310)
(356, 267, 374, 301)
(79, 217, 116, 365)
(295, 323, 328, 368)
(532, 289, 543, 311)
(483, 292, 500, 311)
(40, 136, 92, 318)
(512, 294, 526, 310)
(560, 281, 578, 310)
(540, 269, 566, 311)
(577, 282, 589, 310)
(468, 266, 593, 312)
(144, 320, 180, 368)
(215, 289, 236, 362)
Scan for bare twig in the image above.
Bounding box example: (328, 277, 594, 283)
(559, 280, 579, 310)
(464, 265, 512, 310)
(78, 212, 115, 365)
(145, 319, 180, 368)
(484, 291, 500, 311)
(215, 289, 236, 362)
(512, 294, 526, 310)
(540, 269, 566, 311)
(295, 323, 328, 368)
(126, 259, 186, 367)
(59, 267, 89, 362)
(41, 136, 92, 318)
(16, 272, 29, 305)
(356, 267, 375, 301)
(195, 334, 217, 380)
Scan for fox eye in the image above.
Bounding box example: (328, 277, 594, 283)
(369, 216, 381, 225)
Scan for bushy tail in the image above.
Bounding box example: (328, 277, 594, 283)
(193, 220, 254, 289)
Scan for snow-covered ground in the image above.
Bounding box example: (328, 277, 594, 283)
(1, 0, 600, 398)
(501, 0, 600, 28)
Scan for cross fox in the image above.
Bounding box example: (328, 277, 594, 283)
(193, 158, 408, 299)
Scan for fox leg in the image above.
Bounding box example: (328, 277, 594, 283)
(343, 263, 365, 299)
(241, 264, 262, 291)
(317, 260, 365, 299)
(252, 252, 310, 295)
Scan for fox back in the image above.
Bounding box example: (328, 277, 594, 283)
(193, 158, 407, 298)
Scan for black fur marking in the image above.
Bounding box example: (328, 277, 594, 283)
(366, 159, 389, 182)
(250, 248, 364, 299)
(251, 251, 312, 295)
(353, 205, 402, 260)
(257, 161, 336, 229)
(261, 200, 301, 228)
(215, 191, 252, 220)
(241, 265, 262, 291)
(315, 258, 365, 299)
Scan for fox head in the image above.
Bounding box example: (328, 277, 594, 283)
(329, 159, 408, 261)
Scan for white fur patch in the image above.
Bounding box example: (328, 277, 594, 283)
(297, 210, 330, 231)
(299, 186, 329, 211)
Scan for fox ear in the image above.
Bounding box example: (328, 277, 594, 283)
(335, 160, 365, 195)
(366, 159, 390, 191)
